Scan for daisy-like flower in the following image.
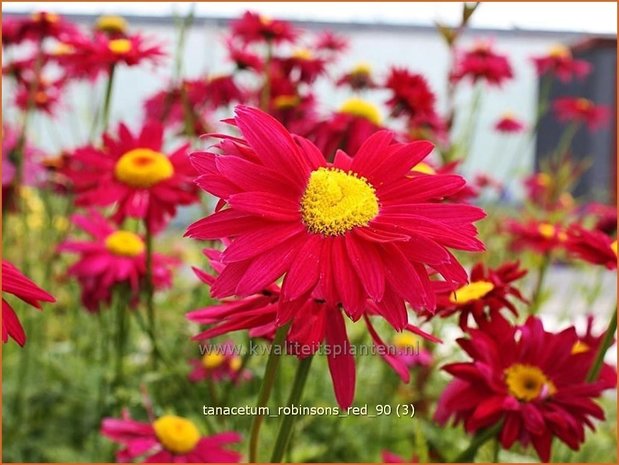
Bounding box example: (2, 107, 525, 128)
(565, 225, 617, 270)
(277, 49, 327, 84)
(186, 249, 441, 408)
(230, 11, 297, 45)
(188, 340, 250, 384)
(336, 62, 377, 91)
(204, 74, 247, 109)
(3, 260, 55, 346)
(94, 15, 129, 37)
(59, 211, 177, 312)
(506, 219, 567, 254)
(14, 77, 63, 115)
(62, 32, 165, 80)
(574, 315, 617, 389)
(584, 202, 617, 235)
(310, 98, 383, 159)
(435, 315, 610, 462)
(384, 67, 439, 125)
(186, 105, 486, 324)
(2, 12, 80, 46)
(65, 120, 198, 232)
(428, 261, 528, 329)
(553, 97, 610, 131)
(101, 410, 241, 463)
(532, 44, 591, 82)
(494, 112, 525, 133)
(314, 30, 348, 54)
(451, 40, 513, 86)
(226, 39, 263, 72)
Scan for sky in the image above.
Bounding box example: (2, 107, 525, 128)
(3, 2, 618, 34)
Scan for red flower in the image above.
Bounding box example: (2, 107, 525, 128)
(276, 49, 327, 84)
(336, 62, 377, 91)
(532, 45, 591, 82)
(230, 11, 297, 45)
(506, 219, 567, 253)
(188, 341, 251, 384)
(101, 410, 241, 462)
(583, 202, 617, 235)
(553, 97, 610, 131)
(2, 12, 80, 46)
(226, 40, 263, 72)
(62, 32, 165, 80)
(65, 120, 198, 232)
(494, 112, 525, 133)
(14, 77, 63, 115)
(451, 41, 513, 86)
(384, 67, 439, 126)
(574, 315, 617, 389)
(314, 30, 348, 54)
(204, 74, 247, 108)
(187, 249, 440, 408)
(2, 260, 55, 346)
(565, 225, 617, 270)
(428, 261, 528, 328)
(59, 211, 177, 312)
(311, 99, 383, 160)
(435, 315, 610, 462)
(186, 105, 486, 323)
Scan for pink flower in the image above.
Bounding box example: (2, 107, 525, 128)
(101, 410, 241, 463)
(553, 97, 610, 131)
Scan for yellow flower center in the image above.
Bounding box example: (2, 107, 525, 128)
(538, 223, 556, 239)
(259, 15, 272, 26)
(548, 44, 571, 59)
(411, 162, 436, 175)
(536, 172, 551, 187)
(393, 332, 417, 349)
(114, 148, 174, 188)
(576, 98, 592, 111)
(292, 48, 313, 60)
(104, 231, 145, 257)
(96, 15, 128, 34)
(53, 43, 75, 56)
(449, 280, 494, 304)
(32, 12, 59, 23)
(229, 356, 242, 372)
(202, 353, 226, 370)
(339, 98, 382, 125)
(108, 38, 132, 54)
(504, 364, 556, 401)
(152, 415, 201, 455)
(571, 340, 590, 355)
(351, 62, 372, 75)
(34, 91, 48, 104)
(301, 167, 379, 236)
(611, 240, 617, 256)
(273, 94, 300, 109)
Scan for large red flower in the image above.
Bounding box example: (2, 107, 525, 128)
(384, 67, 439, 125)
(2, 12, 80, 46)
(230, 11, 297, 45)
(65, 120, 198, 231)
(186, 105, 485, 327)
(2, 260, 55, 346)
(59, 211, 177, 312)
(532, 45, 591, 82)
(427, 261, 528, 329)
(506, 219, 567, 254)
(451, 41, 513, 86)
(435, 315, 611, 462)
(186, 249, 440, 408)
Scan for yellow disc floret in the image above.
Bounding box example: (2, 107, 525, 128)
(393, 332, 417, 349)
(153, 415, 201, 454)
(202, 352, 226, 370)
(273, 94, 300, 109)
(96, 15, 128, 34)
(108, 38, 132, 54)
(538, 223, 556, 239)
(339, 98, 382, 125)
(229, 356, 242, 372)
(351, 62, 372, 75)
(571, 340, 590, 355)
(114, 148, 174, 189)
(548, 44, 571, 59)
(450, 280, 494, 304)
(301, 167, 379, 236)
(504, 364, 557, 401)
(292, 48, 313, 60)
(611, 240, 617, 256)
(105, 231, 145, 257)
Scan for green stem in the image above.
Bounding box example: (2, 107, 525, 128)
(270, 355, 314, 462)
(530, 253, 551, 314)
(144, 221, 157, 369)
(113, 286, 130, 389)
(260, 40, 273, 112)
(101, 64, 116, 131)
(452, 422, 502, 462)
(586, 305, 617, 382)
(249, 324, 290, 463)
